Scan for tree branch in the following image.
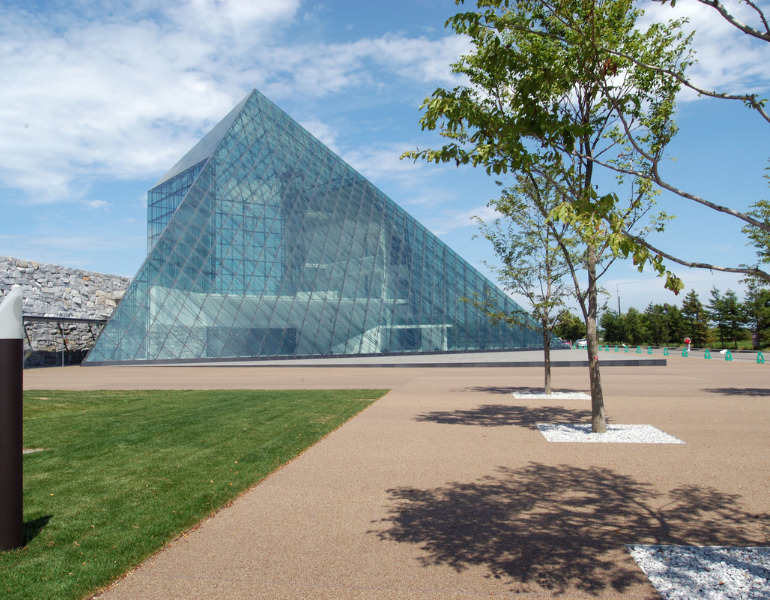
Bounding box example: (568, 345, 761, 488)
(554, 122, 770, 234)
(742, 0, 770, 35)
(696, 0, 770, 42)
(504, 19, 770, 125)
(623, 229, 770, 283)
(601, 46, 770, 125)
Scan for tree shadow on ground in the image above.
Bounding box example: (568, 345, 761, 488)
(23, 515, 52, 545)
(414, 404, 592, 428)
(702, 387, 770, 397)
(371, 463, 769, 596)
(460, 386, 589, 395)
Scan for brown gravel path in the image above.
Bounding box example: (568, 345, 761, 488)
(25, 356, 770, 599)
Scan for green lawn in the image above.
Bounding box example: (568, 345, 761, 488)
(1, 389, 387, 600)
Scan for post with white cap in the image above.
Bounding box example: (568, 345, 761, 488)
(0, 286, 23, 550)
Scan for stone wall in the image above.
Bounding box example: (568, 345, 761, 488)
(0, 257, 131, 367)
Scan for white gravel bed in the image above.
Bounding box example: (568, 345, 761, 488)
(537, 423, 685, 443)
(513, 391, 590, 399)
(628, 545, 770, 600)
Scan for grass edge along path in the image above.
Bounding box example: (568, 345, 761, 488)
(1, 389, 388, 600)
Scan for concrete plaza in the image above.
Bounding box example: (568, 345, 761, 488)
(24, 351, 770, 599)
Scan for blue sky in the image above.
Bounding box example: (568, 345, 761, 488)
(0, 0, 768, 312)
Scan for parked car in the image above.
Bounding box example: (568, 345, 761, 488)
(576, 339, 587, 348)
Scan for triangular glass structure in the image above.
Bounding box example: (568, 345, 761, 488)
(86, 90, 543, 364)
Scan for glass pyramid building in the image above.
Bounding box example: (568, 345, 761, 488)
(86, 90, 542, 364)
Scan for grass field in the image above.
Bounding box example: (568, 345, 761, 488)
(1, 389, 387, 600)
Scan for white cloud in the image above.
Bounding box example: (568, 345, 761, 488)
(0, 230, 145, 273)
(254, 33, 469, 101)
(342, 142, 426, 184)
(605, 266, 749, 312)
(642, 0, 770, 98)
(423, 204, 497, 236)
(365, 34, 471, 85)
(297, 118, 341, 153)
(338, 141, 501, 228)
(0, 1, 469, 204)
(165, 0, 301, 40)
(0, 5, 241, 200)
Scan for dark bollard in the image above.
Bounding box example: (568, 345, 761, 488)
(0, 287, 23, 551)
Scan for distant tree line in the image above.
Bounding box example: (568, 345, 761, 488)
(555, 286, 770, 349)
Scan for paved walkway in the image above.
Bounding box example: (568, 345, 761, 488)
(24, 355, 770, 599)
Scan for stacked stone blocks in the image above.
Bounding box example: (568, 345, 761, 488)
(0, 257, 130, 366)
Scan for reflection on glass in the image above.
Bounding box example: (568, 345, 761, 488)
(87, 90, 542, 363)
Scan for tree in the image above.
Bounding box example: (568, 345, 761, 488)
(528, 0, 770, 284)
(643, 303, 666, 346)
(741, 167, 770, 280)
(599, 309, 623, 343)
(554, 309, 586, 343)
(723, 290, 748, 348)
(663, 303, 686, 345)
(643, 302, 685, 345)
(660, 0, 770, 44)
(707, 287, 746, 348)
(707, 288, 726, 347)
(623, 307, 647, 346)
(472, 174, 577, 393)
(681, 289, 710, 347)
(743, 280, 770, 348)
(405, 0, 690, 432)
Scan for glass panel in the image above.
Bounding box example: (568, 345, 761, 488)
(87, 89, 544, 364)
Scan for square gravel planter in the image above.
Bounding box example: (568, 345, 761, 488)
(536, 423, 685, 443)
(627, 544, 770, 600)
(512, 391, 591, 400)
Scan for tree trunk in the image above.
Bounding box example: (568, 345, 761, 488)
(542, 327, 552, 395)
(586, 245, 607, 433)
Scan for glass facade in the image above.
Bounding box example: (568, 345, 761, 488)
(86, 90, 543, 364)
